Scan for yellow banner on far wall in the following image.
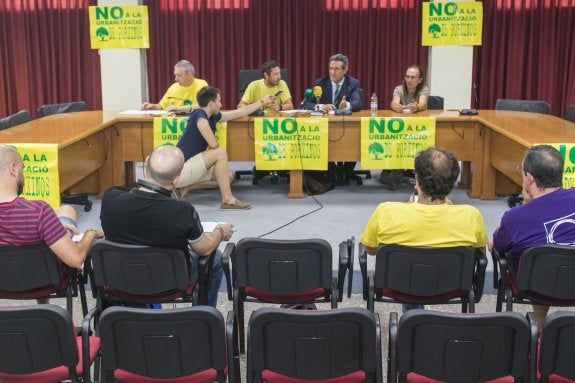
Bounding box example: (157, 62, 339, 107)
(9, 143, 60, 210)
(542, 143, 575, 189)
(254, 117, 328, 170)
(89, 6, 149, 49)
(152, 116, 227, 151)
(360, 117, 436, 169)
(422, 2, 483, 46)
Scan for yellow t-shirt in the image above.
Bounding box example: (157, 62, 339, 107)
(360, 202, 488, 249)
(158, 78, 209, 109)
(240, 79, 292, 109)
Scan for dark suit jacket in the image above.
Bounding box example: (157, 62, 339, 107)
(303, 75, 363, 111)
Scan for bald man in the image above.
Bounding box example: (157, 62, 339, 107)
(100, 145, 234, 307)
(0, 144, 103, 270)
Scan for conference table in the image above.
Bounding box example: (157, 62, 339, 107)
(1, 110, 574, 199)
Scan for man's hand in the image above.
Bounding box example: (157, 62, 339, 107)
(261, 94, 275, 108)
(406, 102, 419, 112)
(338, 95, 348, 110)
(268, 103, 281, 112)
(391, 103, 404, 113)
(216, 223, 235, 241)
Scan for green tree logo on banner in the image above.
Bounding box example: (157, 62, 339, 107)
(262, 143, 279, 160)
(96, 27, 109, 41)
(369, 142, 384, 160)
(428, 23, 441, 38)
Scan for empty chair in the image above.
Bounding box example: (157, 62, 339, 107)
(0, 244, 88, 316)
(495, 99, 551, 114)
(37, 101, 86, 117)
(565, 104, 575, 123)
(539, 311, 575, 383)
(97, 306, 237, 383)
(427, 95, 444, 110)
(89, 240, 214, 309)
(360, 244, 487, 313)
(247, 307, 382, 383)
(493, 244, 575, 313)
(0, 109, 32, 130)
(223, 237, 348, 353)
(0, 304, 100, 383)
(388, 309, 537, 383)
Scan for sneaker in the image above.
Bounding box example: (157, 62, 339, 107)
(221, 199, 252, 210)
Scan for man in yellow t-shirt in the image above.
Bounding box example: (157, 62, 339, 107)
(360, 147, 488, 311)
(141, 60, 209, 113)
(237, 60, 293, 112)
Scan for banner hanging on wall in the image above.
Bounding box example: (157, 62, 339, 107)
(543, 143, 575, 189)
(89, 5, 149, 49)
(254, 117, 328, 170)
(421, 2, 483, 46)
(152, 116, 227, 150)
(9, 143, 60, 210)
(360, 117, 436, 169)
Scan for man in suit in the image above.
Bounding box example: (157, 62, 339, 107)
(304, 53, 364, 184)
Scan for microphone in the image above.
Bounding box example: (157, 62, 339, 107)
(313, 86, 323, 104)
(299, 88, 314, 107)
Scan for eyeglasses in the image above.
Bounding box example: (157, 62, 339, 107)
(405, 75, 420, 80)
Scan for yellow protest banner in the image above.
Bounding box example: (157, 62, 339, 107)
(10, 143, 60, 210)
(543, 144, 575, 189)
(360, 117, 436, 169)
(254, 117, 328, 170)
(422, 2, 483, 46)
(152, 116, 227, 151)
(89, 6, 149, 49)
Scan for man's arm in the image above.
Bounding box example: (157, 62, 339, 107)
(49, 229, 103, 269)
(189, 223, 234, 256)
(348, 79, 364, 111)
(221, 95, 274, 121)
(390, 96, 404, 112)
(363, 245, 377, 255)
(197, 118, 219, 149)
(141, 102, 161, 110)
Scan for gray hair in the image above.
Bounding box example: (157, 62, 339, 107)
(329, 53, 349, 69)
(175, 60, 195, 75)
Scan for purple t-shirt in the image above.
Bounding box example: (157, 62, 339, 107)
(493, 188, 575, 275)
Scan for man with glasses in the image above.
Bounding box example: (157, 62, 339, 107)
(390, 64, 429, 113)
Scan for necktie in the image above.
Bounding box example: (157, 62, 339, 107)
(334, 84, 340, 103)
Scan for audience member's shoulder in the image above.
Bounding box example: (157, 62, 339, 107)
(14, 197, 53, 213)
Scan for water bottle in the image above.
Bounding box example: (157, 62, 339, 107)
(370, 93, 378, 116)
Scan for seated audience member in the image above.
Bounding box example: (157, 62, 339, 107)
(100, 145, 235, 307)
(390, 64, 429, 113)
(176, 86, 275, 210)
(0, 144, 103, 303)
(237, 59, 294, 112)
(303, 53, 364, 185)
(141, 60, 208, 113)
(360, 147, 488, 312)
(492, 144, 575, 328)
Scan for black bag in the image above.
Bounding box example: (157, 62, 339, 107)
(303, 171, 335, 195)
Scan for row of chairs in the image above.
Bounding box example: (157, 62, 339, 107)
(3, 302, 575, 383)
(0, 101, 86, 130)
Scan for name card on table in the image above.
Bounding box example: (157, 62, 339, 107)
(360, 117, 436, 169)
(9, 143, 60, 209)
(254, 117, 328, 171)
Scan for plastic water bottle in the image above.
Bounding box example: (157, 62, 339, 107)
(370, 93, 378, 116)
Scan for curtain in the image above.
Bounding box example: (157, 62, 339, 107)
(473, 0, 575, 116)
(0, 0, 101, 118)
(144, 0, 427, 109)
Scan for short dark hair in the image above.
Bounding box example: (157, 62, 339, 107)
(197, 86, 221, 107)
(262, 60, 280, 76)
(414, 147, 460, 201)
(329, 53, 349, 69)
(523, 144, 564, 188)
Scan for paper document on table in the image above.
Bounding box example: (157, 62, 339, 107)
(201, 221, 221, 232)
(119, 110, 167, 115)
(279, 109, 312, 116)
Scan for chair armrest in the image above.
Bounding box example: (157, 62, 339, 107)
(474, 247, 488, 302)
(337, 240, 349, 301)
(359, 243, 369, 300)
(492, 248, 510, 291)
(197, 251, 216, 305)
(526, 312, 538, 383)
(490, 248, 500, 290)
(222, 242, 235, 301)
(226, 310, 240, 383)
(347, 236, 355, 298)
(81, 306, 100, 383)
(373, 312, 383, 383)
(388, 312, 399, 383)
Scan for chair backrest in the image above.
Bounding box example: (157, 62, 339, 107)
(515, 244, 575, 300)
(565, 104, 575, 123)
(373, 244, 479, 297)
(247, 307, 381, 383)
(98, 306, 228, 382)
(427, 95, 444, 110)
(89, 240, 192, 303)
(539, 311, 575, 382)
(238, 68, 289, 99)
(37, 101, 86, 117)
(0, 244, 69, 296)
(232, 237, 333, 293)
(495, 99, 550, 114)
(393, 310, 535, 383)
(0, 109, 32, 130)
(0, 304, 79, 377)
